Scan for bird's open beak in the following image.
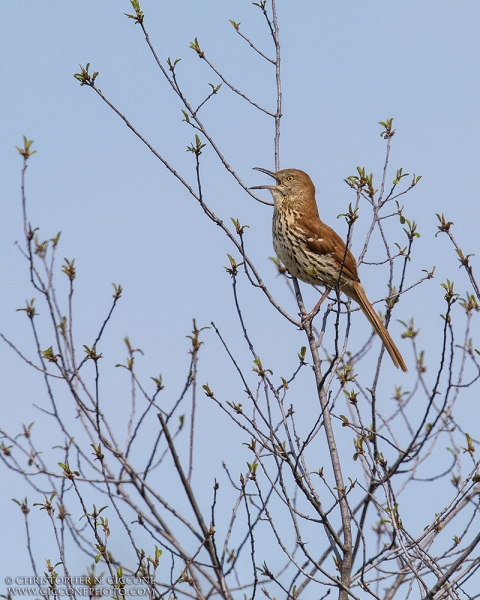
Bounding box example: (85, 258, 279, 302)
(249, 167, 278, 190)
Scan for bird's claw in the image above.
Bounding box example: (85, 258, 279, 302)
(299, 289, 331, 325)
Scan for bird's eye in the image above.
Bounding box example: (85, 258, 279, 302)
(287, 175, 295, 181)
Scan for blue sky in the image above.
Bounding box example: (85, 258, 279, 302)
(1, 1, 480, 593)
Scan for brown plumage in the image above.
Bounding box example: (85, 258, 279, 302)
(251, 167, 407, 372)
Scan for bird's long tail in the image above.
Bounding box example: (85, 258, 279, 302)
(350, 281, 408, 372)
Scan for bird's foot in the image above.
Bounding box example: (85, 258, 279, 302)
(300, 289, 331, 324)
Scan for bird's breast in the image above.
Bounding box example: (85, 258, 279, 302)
(272, 208, 343, 288)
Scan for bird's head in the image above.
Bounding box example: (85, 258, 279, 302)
(250, 168, 315, 206)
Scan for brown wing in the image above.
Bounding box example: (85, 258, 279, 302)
(299, 215, 360, 284)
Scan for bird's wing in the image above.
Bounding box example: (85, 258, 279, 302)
(300, 218, 360, 283)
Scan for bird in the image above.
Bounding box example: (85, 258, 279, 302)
(251, 167, 407, 372)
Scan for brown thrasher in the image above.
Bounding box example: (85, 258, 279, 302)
(251, 167, 407, 372)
